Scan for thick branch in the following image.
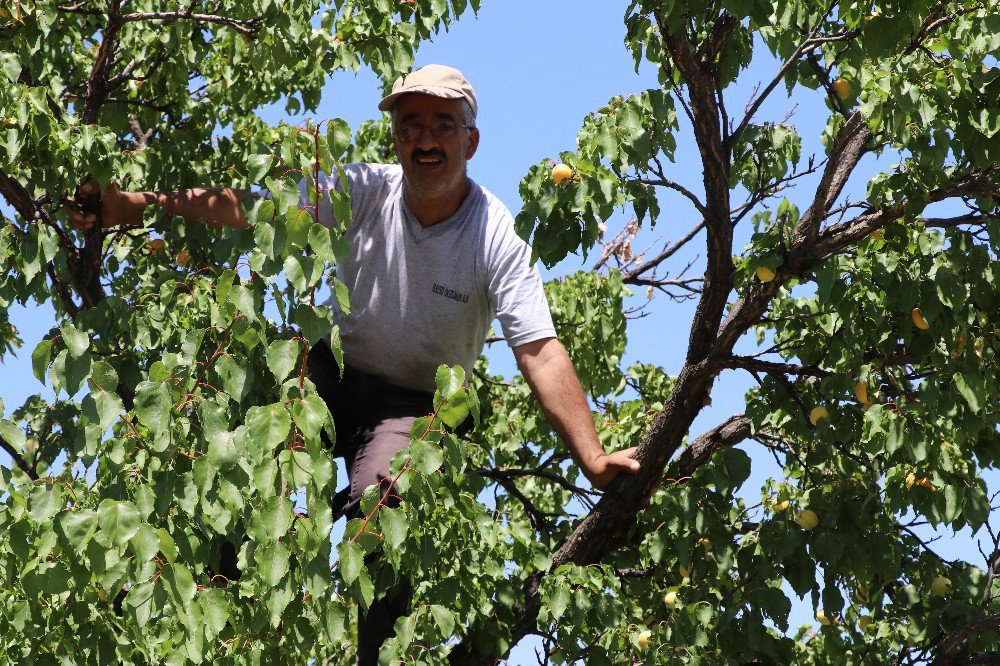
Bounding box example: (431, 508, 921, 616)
(934, 615, 1000, 665)
(668, 414, 751, 478)
(659, 13, 735, 364)
(793, 111, 872, 244)
(0, 434, 38, 481)
(726, 356, 831, 378)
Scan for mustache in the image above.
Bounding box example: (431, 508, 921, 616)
(412, 149, 445, 160)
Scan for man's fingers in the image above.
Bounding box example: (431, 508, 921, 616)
(79, 178, 98, 195)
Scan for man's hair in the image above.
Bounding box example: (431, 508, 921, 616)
(391, 99, 476, 131)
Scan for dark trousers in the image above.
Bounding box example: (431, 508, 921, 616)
(307, 339, 432, 666)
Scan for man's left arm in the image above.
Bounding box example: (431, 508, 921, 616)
(513, 337, 640, 490)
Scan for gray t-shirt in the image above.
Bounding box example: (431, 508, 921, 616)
(302, 163, 555, 393)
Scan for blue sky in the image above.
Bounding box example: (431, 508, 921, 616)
(1, 2, 994, 662)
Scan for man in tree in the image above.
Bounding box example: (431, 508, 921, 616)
(67, 64, 640, 662)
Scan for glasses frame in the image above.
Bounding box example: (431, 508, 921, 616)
(392, 120, 476, 143)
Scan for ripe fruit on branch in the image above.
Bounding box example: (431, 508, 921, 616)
(854, 381, 868, 403)
(809, 406, 829, 425)
(858, 616, 872, 631)
(551, 163, 573, 184)
(912, 307, 930, 330)
(637, 629, 652, 648)
(816, 609, 833, 626)
(176, 249, 191, 266)
(755, 266, 776, 282)
(663, 589, 678, 607)
(795, 509, 819, 530)
(149, 239, 165, 254)
(832, 78, 852, 100)
(931, 576, 952, 597)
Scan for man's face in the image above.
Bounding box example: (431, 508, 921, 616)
(392, 93, 479, 203)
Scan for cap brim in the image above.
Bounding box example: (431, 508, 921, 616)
(377, 86, 467, 112)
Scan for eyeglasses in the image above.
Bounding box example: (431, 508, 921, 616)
(393, 120, 475, 143)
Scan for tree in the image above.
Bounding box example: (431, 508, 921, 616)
(0, 0, 997, 664)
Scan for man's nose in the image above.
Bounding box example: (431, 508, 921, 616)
(413, 130, 440, 151)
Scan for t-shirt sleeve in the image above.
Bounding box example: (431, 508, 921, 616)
(296, 164, 386, 228)
(487, 226, 556, 348)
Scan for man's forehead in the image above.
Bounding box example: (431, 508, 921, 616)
(394, 93, 465, 120)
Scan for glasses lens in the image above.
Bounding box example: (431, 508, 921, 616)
(396, 126, 419, 142)
(430, 121, 458, 137)
(395, 121, 461, 142)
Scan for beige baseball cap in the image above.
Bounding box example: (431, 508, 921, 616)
(378, 64, 478, 118)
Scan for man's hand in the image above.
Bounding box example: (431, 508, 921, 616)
(585, 447, 640, 490)
(64, 178, 146, 230)
(514, 337, 642, 491)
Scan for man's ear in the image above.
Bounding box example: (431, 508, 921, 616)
(465, 127, 480, 160)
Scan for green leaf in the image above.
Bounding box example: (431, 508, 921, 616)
(97, 499, 141, 548)
(125, 580, 156, 628)
(378, 506, 407, 550)
(0, 419, 25, 452)
(56, 509, 99, 550)
(89, 360, 119, 392)
(157, 528, 179, 563)
(255, 540, 290, 587)
(324, 603, 347, 641)
(246, 403, 291, 453)
(229, 284, 257, 318)
(60, 321, 90, 358)
(82, 389, 123, 431)
(215, 354, 250, 401)
(954, 372, 984, 413)
(247, 154, 273, 183)
(290, 394, 328, 441)
(337, 540, 365, 585)
(430, 604, 455, 639)
(309, 223, 335, 264)
(409, 439, 443, 475)
(135, 380, 171, 433)
(199, 588, 230, 640)
(259, 495, 294, 540)
(434, 365, 465, 400)
(327, 118, 353, 157)
(29, 486, 63, 524)
(266, 339, 301, 383)
(162, 563, 196, 607)
(208, 428, 240, 471)
(437, 391, 470, 429)
(129, 524, 161, 564)
(31, 339, 52, 384)
(0, 53, 20, 84)
(334, 279, 351, 315)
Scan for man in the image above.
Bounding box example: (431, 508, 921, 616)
(68, 64, 639, 663)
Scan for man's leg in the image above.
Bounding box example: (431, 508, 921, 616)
(347, 416, 419, 666)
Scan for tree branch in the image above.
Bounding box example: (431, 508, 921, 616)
(730, 5, 840, 150)
(726, 355, 831, 378)
(0, 433, 38, 481)
(793, 110, 872, 244)
(621, 220, 706, 281)
(659, 12, 735, 365)
(933, 614, 1000, 665)
(667, 414, 751, 479)
(121, 11, 260, 36)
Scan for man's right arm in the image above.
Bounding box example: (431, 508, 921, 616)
(66, 179, 252, 230)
